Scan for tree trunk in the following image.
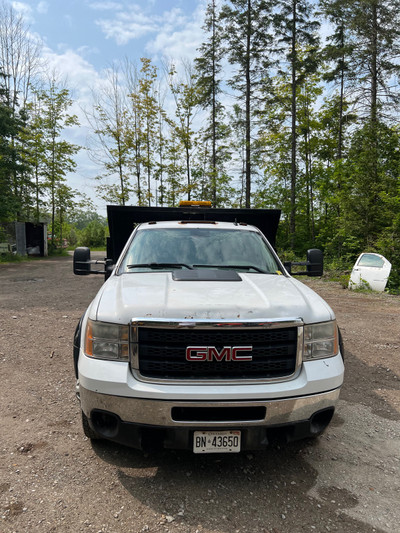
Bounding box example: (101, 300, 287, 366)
(290, 0, 297, 246)
(245, 0, 252, 208)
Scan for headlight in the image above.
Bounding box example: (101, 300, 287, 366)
(84, 319, 129, 361)
(303, 321, 338, 361)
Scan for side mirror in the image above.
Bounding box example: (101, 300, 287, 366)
(283, 249, 324, 277)
(73, 247, 91, 275)
(73, 247, 115, 279)
(306, 248, 324, 277)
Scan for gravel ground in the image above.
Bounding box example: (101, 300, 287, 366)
(0, 255, 399, 533)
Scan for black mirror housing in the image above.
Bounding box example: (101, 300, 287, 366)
(306, 249, 324, 277)
(73, 247, 91, 275)
(284, 249, 324, 277)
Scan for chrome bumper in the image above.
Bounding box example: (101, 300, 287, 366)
(79, 386, 341, 428)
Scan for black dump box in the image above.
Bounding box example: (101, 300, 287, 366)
(106, 205, 281, 263)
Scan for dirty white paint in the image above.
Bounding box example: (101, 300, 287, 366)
(349, 253, 392, 292)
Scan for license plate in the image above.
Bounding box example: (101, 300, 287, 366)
(193, 430, 241, 453)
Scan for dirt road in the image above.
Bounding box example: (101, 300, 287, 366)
(1, 256, 399, 533)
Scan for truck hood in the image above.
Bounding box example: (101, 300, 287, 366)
(90, 272, 334, 325)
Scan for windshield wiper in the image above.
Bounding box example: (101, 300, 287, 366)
(127, 263, 193, 270)
(193, 264, 269, 273)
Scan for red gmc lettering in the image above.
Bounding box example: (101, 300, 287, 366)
(232, 346, 253, 361)
(186, 347, 208, 361)
(208, 347, 231, 361)
(186, 346, 253, 362)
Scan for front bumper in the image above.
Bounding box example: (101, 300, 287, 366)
(79, 386, 341, 450)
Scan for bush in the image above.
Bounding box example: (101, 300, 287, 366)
(78, 220, 107, 248)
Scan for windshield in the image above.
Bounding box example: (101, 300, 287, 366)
(119, 227, 280, 274)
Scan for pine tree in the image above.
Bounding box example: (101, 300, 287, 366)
(221, 0, 274, 207)
(319, 0, 355, 162)
(329, 0, 400, 256)
(0, 72, 19, 221)
(272, 0, 320, 246)
(195, 0, 230, 205)
(346, 0, 400, 124)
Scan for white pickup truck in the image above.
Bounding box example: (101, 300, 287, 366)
(73, 204, 344, 453)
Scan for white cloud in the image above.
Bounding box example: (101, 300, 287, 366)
(39, 46, 112, 210)
(91, 2, 204, 48)
(88, 1, 123, 10)
(40, 45, 112, 143)
(91, 1, 206, 64)
(11, 1, 48, 22)
(146, 4, 205, 63)
(77, 44, 101, 58)
(11, 1, 34, 22)
(95, 4, 159, 45)
(37, 1, 48, 14)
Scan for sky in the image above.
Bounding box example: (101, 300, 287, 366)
(9, 0, 208, 214)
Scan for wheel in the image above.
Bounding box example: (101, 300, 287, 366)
(81, 411, 101, 440)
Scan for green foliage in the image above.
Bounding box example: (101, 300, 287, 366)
(1, 66, 81, 231)
(375, 212, 400, 294)
(78, 219, 108, 248)
(67, 210, 106, 231)
(0, 252, 23, 264)
(0, 72, 28, 222)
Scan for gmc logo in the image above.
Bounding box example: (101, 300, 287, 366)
(186, 346, 253, 362)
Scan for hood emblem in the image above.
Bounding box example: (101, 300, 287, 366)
(186, 346, 253, 362)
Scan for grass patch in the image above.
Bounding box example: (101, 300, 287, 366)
(48, 248, 69, 257)
(0, 253, 24, 263)
(323, 270, 350, 289)
(0, 247, 70, 264)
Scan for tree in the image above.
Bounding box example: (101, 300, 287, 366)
(195, 0, 230, 205)
(154, 84, 169, 206)
(0, 71, 19, 221)
(129, 58, 159, 206)
(319, 0, 355, 162)
(0, 70, 30, 221)
(0, 1, 41, 112)
(340, 123, 400, 250)
(167, 60, 202, 200)
(221, 0, 274, 207)
(273, 0, 320, 245)
(32, 78, 80, 246)
(0, 1, 42, 221)
(23, 92, 46, 222)
(296, 72, 324, 243)
(86, 65, 131, 205)
(79, 219, 107, 248)
(345, 0, 400, 125)
(163, 127, 185, 207)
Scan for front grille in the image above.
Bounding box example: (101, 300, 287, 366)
(134, 326, 299, 380)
